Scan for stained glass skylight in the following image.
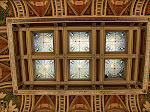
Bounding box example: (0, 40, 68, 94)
(106, 32, 125, 51)
(35, 60, 55, 79)
(69, 32, 89, 52)
(105, 59, 124, 78)
(34, 33, 53, 52)
(70, 60, 89, 79)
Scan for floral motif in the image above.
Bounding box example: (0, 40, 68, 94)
(0, 0, 14, 26)
(0, 92, 6, 99)
(0, 92, 18, 112)
(143, 101, 150, 112)
(0, 0, 8, 10)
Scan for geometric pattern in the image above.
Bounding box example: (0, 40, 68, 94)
(145, 0, 150, 15)
(105, 59, 124, 78)
(0, 33, 9, 56)
(26, 0, 50, 17)
(0, 61, 11, 81)
(105, 95, 127, 111)
(0, 33, 7, 40)
(34, 95, 55, 111)
(108, 0, 131, 16)
(83, 3, 92, 15)
(0, 1, 14, 26)
(28, 6, 37, 17)
(45, 3, 53, 16)
(69, 32, 89, 52)
(35, 60, 55, 79)
(69, 95, 91, 111)
(70, 60, 89, 79)
(34, 33, 53, 52)
(68, 0, 92, 16)
(67, 4, 76, 15)
(0, 88, 21, 110)
(106, 2, 115, 15)
(122, 4, 131, 16)
(0, 48, 9, 55)
(139, 90, 150, 111)
(0, 38, 8, 51)
(106, 32, 125, 52)
(1, 0, 150, 111)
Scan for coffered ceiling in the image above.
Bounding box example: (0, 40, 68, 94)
(0, 0, 150, 111)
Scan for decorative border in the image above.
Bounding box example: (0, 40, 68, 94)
(7, 17, 149, 24)
(7, 17, 150, 95)
(7, 23, 18, 94)
(0, 26, 7, 32)
(143, 20, 150, 90)
(17, 89, 145, 95)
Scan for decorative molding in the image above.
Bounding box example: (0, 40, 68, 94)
(142, 21, 150, 90)
(7, 22, 18, 93)
(95, 0, 103, 16)
(59, 95, 65, 112)
(25, 0, 40, 17)
(7, 17, 149, 95)
(128, 95, 142, 112)
(15, 89, 146, 95)
(93, 95, 104, 112)
(134, 0, 146, 16)
(0, 1, 150, 112)
(12, 0, 26, 17)
(55, 0, 63, 16)
(1, 0, 150, 19)
(22, 95, 32, 112)
(6, 17, 149, 24)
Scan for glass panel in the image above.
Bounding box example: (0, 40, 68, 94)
(69, 32, 89, 52)
(106, 32, 125, 51)
(34, 33, 53, 52)
(105, 59, 124, 78)
(70, 60, 89, 79)
(35, 60, 55, 79)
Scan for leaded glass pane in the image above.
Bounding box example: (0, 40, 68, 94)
(106, 32, 125, 51)
(35, 60, 55, 79)
(69, 32, 89, 52)
(105, 59, 124, 78)
(70, 60, 89, 79)
(34, 33, 53, 52)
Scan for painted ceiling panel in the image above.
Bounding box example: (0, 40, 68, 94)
(26, 0, 50, 17)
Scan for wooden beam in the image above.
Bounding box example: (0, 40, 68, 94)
(26, 29, 34, 81)
(134, 28, 141, 81)
(100, 27, 104, 82)
(92, 24, 96, 83)
(127, 27, 133, 81)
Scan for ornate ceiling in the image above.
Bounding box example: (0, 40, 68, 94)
(0, 0, 150, 111)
